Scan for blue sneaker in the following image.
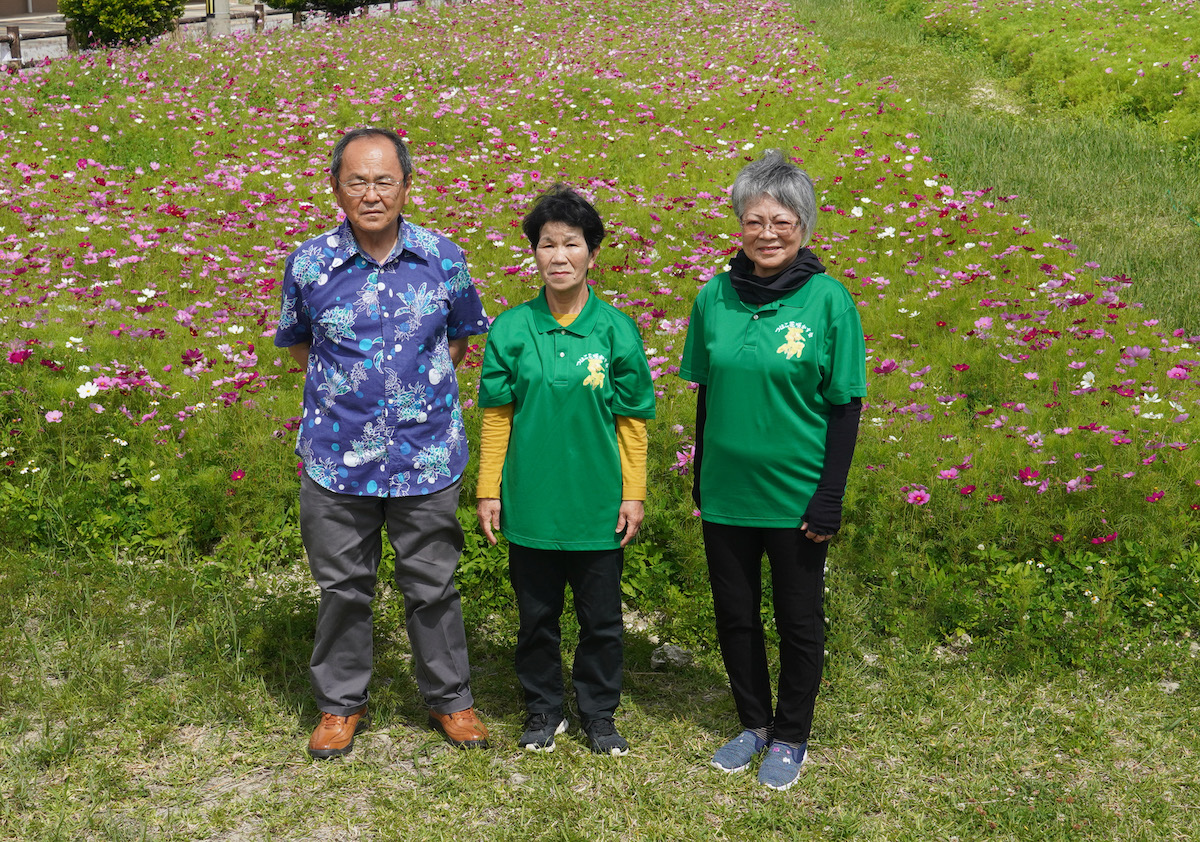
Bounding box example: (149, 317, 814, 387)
(710, 729, 769, 773)
(757, 741, 807, 790)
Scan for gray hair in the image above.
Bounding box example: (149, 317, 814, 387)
(330, 127, 413, 181)
(730, 149, 817, 245)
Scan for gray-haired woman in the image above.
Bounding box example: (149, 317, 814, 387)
(679, 149, 867, 790)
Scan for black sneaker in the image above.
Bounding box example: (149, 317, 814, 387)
(583, 717, 629, 756)
(518, 712, 567, 753)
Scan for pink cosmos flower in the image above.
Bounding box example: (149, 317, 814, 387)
(902, 489, 931, 508)
(7, 350, 32, 365)
(669, 445, 695, 476)
(959, 485, 976, 495)
(1167, 366, 1189, 380)
(230, 469, 246, 481)
(1145, 491, 1164, 502)
(986, 494, 1004, 503)
(45, 411, 63, 423)
(937, 468, 959, 480)
(1091, 531, 1118, 545)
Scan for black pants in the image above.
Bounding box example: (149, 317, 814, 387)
(508, 543, 624, 722)
(702, 521, 827, 744)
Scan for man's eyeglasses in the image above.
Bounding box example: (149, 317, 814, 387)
(740, 218, 799, 236)
(337, 179, 404, 197)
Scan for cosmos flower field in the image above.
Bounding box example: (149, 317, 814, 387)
(1, 0, 1197, 641)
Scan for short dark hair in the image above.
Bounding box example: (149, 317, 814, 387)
(521, 184, 606, 252)
(330, 127, 412, 181)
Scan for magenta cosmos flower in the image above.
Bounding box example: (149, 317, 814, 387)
(906, 488, 931, 505)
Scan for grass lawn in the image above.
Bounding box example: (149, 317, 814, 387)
(2, 549, 1198, 840)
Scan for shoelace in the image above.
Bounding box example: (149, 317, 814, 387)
(588, 719, 616, 737)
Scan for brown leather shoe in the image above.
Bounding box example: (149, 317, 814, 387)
(428, 707, 489, 749)
(307, 705, 369, 759)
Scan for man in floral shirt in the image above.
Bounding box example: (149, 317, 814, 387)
(275, 127, 491, 758)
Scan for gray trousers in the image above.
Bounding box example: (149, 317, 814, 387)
(300, 473, 475, 716)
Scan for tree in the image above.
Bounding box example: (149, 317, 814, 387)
(60, 0, 186, 48)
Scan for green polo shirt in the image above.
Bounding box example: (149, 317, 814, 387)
(478, 288, 656, 550)
(678, 272, 867, 527)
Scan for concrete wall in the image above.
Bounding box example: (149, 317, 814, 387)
(0, 1, 60, 16)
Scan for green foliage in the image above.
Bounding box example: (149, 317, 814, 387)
(919, 0, 1200, 142)
(268, 0, 368, 19)
(452, 508, 512, 617)
(60, 0, 185, 48)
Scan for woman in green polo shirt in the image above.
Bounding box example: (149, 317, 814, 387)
(679, 150, 867, 791)
(476, 185, 656, 756)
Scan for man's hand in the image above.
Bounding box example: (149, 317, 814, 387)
(449, 337, 469, 368)
(615, 500, 644, 548)
(287, 343, 310, 369)
(477, 498, 502, 546)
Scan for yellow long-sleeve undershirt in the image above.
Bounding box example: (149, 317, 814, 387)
(476, 311, 648, 500)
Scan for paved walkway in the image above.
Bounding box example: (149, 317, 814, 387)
(0, 2, 420, 64)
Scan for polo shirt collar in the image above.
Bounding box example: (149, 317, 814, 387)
(334, 218, 438, 266)
(529, 287, 600, 336)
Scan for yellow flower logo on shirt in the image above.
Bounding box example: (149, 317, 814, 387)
(577, 353, 608, 389)
(775, 321, 814, 360)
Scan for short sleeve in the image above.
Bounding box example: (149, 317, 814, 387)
(821, 304, 868, 405)
(477, 317, 514, 408)
(444, 247, 490, 340)
(274, 252, 312, 348)
(677, 287, 708, 385)
(611, 320, 656, 420)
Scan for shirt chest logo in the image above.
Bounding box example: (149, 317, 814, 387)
(577, 353, 608, 389)
(775, 321, 813, 360)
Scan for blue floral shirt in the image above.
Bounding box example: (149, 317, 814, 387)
(274, 218, 489, 497)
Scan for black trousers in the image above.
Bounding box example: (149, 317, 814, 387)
(702, 521, 827, 744)
(508, 543, 624, 722)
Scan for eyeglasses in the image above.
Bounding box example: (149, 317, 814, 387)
(740, 218, 799, 236)
(337, 179, 404, 197)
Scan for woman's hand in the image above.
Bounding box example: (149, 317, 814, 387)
(800, 521, 833, 543)
(616, 500, 644, 548)
(477, 498, 502, 546)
